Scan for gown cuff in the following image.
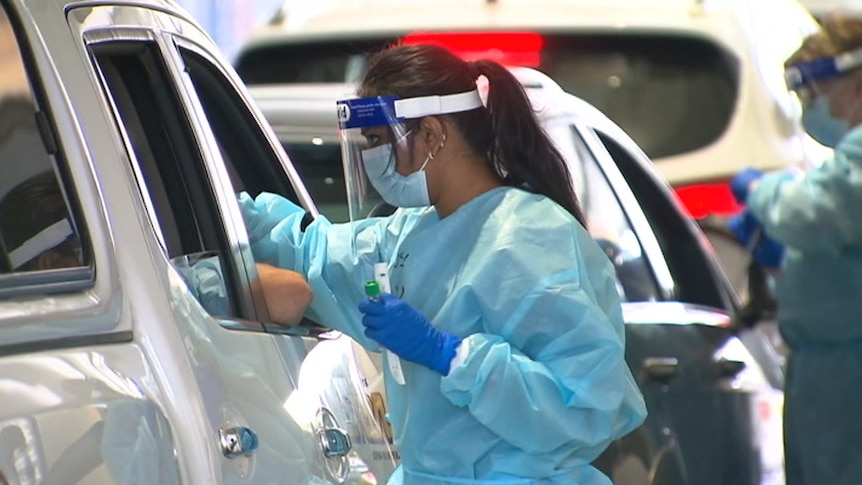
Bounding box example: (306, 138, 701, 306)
(450, 338, 470, 369)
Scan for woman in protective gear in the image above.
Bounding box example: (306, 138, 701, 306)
(730, 11, 862, 485)
(239, 44, 646, 485)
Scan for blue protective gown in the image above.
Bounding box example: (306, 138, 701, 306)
(239, 186, 646, 485)
(747, 125, 862, 485)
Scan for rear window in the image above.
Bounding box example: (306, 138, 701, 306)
(236, 33, 738, 159)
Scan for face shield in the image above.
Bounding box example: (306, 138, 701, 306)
(785, 47, 862, 147)
(335, 91, 483, 224)
(2, 218, 79, 271)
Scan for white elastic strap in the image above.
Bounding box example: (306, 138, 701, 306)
(834, 46, 862, 73)
(394, 90, 483, 119)
(7, 219, 73, 269)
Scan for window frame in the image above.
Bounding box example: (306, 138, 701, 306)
(85, 31, 263, 321)
(570, 118, 678, 301)
(595, 128, 739, 311)
(0, 0, 94, 299)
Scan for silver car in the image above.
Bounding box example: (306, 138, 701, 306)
(248, 70, 787, 485)
(0, 1, 396, 484)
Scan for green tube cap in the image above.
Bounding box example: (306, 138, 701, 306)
(364, 280, 381, 299)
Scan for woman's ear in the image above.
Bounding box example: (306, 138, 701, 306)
(418, 116, 447, 152)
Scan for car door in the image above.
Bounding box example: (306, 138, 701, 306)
(572, 118, 780, 485)
(161, 29, 398, 481)
(69, 5, 393, 485)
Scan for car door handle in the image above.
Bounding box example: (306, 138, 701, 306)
(642, 357, 679, 385)
(318, 427, 352, 457)
(219, 426, 259, 458)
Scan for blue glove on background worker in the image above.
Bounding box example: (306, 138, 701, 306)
(730, 167, 764, 204)
(729, 167, 785, 269)
(359, 293, 463, 375)
(727, 209, 786, 270)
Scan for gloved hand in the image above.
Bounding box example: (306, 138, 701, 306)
(358, 293, 462, 375)
(728, 209, 785, 269)
(730, 167, 764, 204)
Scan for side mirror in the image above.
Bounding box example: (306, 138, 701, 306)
(715, 358, 746, 379)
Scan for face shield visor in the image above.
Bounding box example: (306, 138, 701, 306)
(785, 47, 862, 147)
(336, 91, 484, 224)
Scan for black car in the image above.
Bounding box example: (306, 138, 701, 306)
(246, 68, 787, 485)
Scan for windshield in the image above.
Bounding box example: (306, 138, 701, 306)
(237, 33, 738, 159)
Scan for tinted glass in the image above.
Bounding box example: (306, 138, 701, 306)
(236, 33, 738, 159)
(282, 141, 348, 222)
(546, 123, 659, 303)
(0, 6, 86, 281)
(597, 131, 735, 311)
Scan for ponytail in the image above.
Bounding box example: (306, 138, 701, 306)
(359, 44, 585, 226)
(467, 60, 586, 226)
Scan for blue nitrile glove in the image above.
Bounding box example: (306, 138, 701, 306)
(730, 167, 764, 204)
(728, 209, 785, 269)
(358, 293, 462, 376)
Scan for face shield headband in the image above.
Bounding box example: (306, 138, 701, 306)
(336, 90, 485, 130)
(785, 47, 862, 92)
(6, 218, 74, 270)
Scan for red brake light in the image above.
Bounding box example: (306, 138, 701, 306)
(674, 182, 743, 219)
(401, 32, 543, 68)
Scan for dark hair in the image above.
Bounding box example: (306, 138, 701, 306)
(359, 44, 586, 225)
(0, 170, 81, 270)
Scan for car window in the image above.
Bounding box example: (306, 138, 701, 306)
(281, 140, 348, 222)
(0, 4, 90, 296)
(176, 46, 306, 208)
(597, 131, 736, 311)
(236, 33, 738, 160)
(546, 122, 660, 303)
(89, 40, 249, 318)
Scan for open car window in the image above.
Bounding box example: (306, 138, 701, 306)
(89, 39, 248, 318)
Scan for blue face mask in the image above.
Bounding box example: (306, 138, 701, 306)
(361, 143, 432, 208)
(802, 95, 849, 148)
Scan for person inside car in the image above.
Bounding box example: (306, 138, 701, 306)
(730, 10, 862, 485)
(0, 170, 83, 272)
(0, 170, 311, 326)
(238, 43, 646, 485)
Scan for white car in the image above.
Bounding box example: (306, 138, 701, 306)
(0, 1, 396, 484)
(237, 0, 826, 219)
(249, 68, 788, 485)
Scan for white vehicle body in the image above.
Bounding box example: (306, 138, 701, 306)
(238, 0, 827, 218)
(0, 1, 396, 484)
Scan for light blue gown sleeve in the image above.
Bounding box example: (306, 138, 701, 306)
(747, 126, 862, 253)
(440, 236, 646, 457)
(237, 191, 395, 349)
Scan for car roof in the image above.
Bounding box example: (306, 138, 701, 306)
(246, 0, 816, 56)
(15, 0, 194, 21)
(248, 66, 632, 144)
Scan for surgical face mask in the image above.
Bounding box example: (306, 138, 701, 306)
(802, 95, 849, 148)
(361, 142, 432, 208)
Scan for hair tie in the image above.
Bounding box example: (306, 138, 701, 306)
(466, 61, 481, 81)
